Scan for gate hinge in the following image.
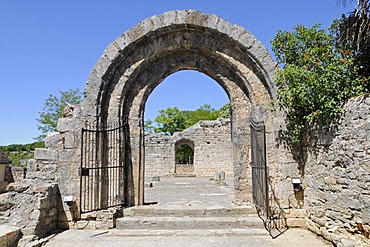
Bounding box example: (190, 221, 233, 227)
(79, 167, 90, 176)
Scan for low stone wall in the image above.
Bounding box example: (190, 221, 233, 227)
(304, 95, 370, 246)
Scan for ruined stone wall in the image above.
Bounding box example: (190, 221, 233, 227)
(303, 95, 370, 245)
(145, 119, 233, 178)
(145, 135, 174, 177)
(191, 119, 233, 176)
(0, 180, 68, 239)
(262, 95, 370, 245)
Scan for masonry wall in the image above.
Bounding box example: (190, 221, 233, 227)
(145, 135, 174, 177)
(303, 95, 370, 245)
(145, 119, 233, 178)
(265, 95, 370, 246)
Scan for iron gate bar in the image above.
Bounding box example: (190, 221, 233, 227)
(250, 120, 269, 219)
(80, 121, 126, 214)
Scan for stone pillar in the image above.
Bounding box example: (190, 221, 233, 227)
(230, 88, 252, 205)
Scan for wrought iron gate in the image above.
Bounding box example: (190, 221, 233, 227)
(251, 120, 288, 238)
(80, 121, 126, 214)
(250, 120, 269, 218)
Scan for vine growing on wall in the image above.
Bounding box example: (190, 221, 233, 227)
(271, 22, 370, 143)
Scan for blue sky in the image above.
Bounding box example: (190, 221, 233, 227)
(0, 1, 353, 145)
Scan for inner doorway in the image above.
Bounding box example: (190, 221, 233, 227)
(175, 141, 194, 175)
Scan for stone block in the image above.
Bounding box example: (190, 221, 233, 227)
(307, 219, 320, 235)
(81, 212, 97, 220)
(34, 148, 57, 161)
(45, 132, 61, 149)
(64, 132, 75, 149)
(10, 167, 27, 182)
(284, 209, 307, 218)
(57, 118, 77, 133)
(286, 218, 307, 228)
(6, 181, 29, 193)
(311, 215, 327, 227)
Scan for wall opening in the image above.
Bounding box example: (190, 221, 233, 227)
(143, 70, 234, 205)
(175, 142, 194, 175)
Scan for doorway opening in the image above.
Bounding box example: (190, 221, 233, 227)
(175, 141, 194, 175)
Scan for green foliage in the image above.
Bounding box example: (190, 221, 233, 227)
(219, 102, 231, 118)
(154, 107, 186, 135)
(36, 88, 82, 141)
(145, 103, 230, 135)
(271, 23, 370, 143)
(0, 141, 45, 167)
(183, 104, 221, 129)
(176, 144, 194, 164)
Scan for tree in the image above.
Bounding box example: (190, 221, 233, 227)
(271, 23, 370, 143)
(147, 103, 230, 135)
(337, 0, 370, 77)
(183, 104, 221, 128)
(176, 144, 194, 164)
(337, 0, 369, 49)
(0, 142, 45, 167)
(154, 107, 186, 135)
(36, 89, 82, 141)
(219, 102, 231, 118)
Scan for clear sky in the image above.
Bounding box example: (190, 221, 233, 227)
(0, 0, 353, 145)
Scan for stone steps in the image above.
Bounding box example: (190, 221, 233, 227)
(123, 205, 257, 217)
(116, 205, 267, 236)
(116, 215, 265, 230)
(109, 228, 268, 236)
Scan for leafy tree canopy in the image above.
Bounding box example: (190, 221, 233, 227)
(271, 23, 370, 143)
(36, 88, 82, 141)
(146, 103, 230, 135)
(154, 107, 187, 135)
(183, 104, 221, 129)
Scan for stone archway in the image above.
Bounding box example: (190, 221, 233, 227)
(80, 10, 276, 207)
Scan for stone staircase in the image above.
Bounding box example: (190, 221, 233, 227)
(116, 205, 268, 236)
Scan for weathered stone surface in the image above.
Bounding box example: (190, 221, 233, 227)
(57, 118, 82, 133)
(303, 95, 370, 246)
(145, 119, 233, 177)
(0, 180, 68, 244)
(6, 181, 29, 193)
(34, 148, 57, 160)
(286, 218, 306, 228)
(45, 132, 62, 149)
(0, 225, 21, 247)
